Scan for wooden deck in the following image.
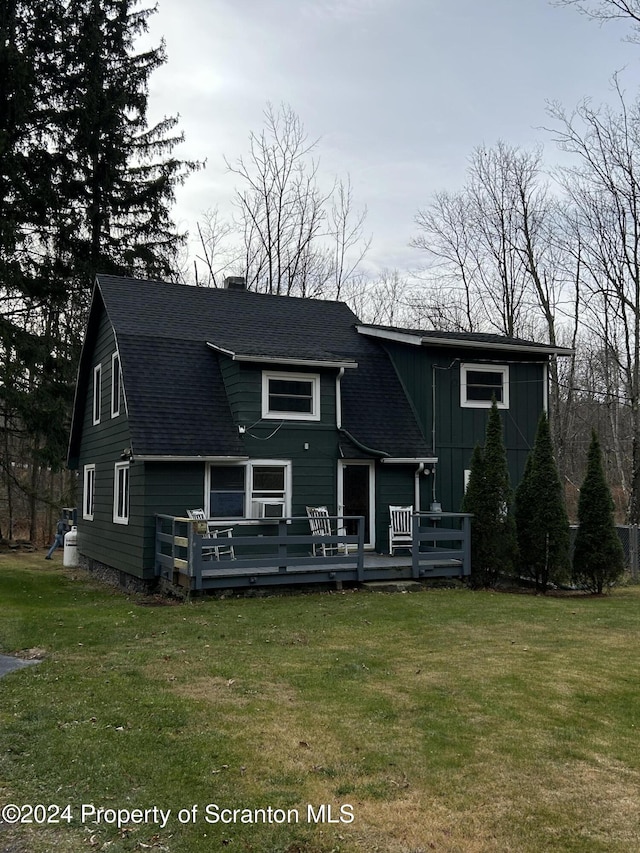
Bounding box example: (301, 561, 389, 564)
(155, 513, 471, 592)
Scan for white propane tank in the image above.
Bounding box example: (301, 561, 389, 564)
(63, 526, 79, 567)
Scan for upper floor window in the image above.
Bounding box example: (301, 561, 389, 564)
(92, 364, 102, 424)
(111, 352, 121, 418)
(261, 371, 320, 421)
(460, 363, 509, 409)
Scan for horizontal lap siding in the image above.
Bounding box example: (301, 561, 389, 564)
(142, 462, 205, 571)
(76, 311, 147, 577)
(224, 359, 340, 516)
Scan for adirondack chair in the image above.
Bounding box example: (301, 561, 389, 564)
(389, 505, 413, 555)
(306, 506, 352, 557)
(186, 509, 235, 560)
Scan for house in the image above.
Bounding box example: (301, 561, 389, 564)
(67, 274, 571, 590)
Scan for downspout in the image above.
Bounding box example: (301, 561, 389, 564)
(415, 463, 425, 512)
(336, 367, 344, 429)
(432, 364, 437, 505)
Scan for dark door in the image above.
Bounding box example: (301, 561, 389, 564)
(340, 462, 372, 544)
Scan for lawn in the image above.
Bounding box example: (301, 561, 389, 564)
(1, 553, 640, 853)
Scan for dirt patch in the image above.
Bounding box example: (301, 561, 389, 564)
(14, 648, 46, 660)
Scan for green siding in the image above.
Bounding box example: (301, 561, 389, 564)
(384, 342, 546, 513)
(219, 358, 340, 516)
(75, 310, 149, 577)
(74, 325, 549, 578)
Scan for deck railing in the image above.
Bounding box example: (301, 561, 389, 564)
(411, 511, 472, 579)
(155, 510, 472, 591)
(155, 514, 365, 591)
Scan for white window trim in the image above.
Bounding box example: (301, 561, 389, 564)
(460, 363, 509, 409)
(83, 464, 96, 520)
(261, 371, 320, 421)
(337, 460, 375, 550)
(111, 351, 121, 418)
(206, 460, 292, 520)
(113, 462, 130, 525)
(92, 364, 102, 425)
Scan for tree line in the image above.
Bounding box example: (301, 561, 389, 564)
(0, 0, 197, 540)
(2, 0, 639, 546)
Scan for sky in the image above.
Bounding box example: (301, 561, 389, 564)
(143, 0, 640, 278)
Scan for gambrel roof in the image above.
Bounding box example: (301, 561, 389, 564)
(68, 275, 433, 465)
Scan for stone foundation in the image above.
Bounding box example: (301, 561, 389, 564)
(79, 554, 157, 594)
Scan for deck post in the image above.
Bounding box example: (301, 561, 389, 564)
(356, 516, 365, 581)
(462, 514, 471, 578)
(155, 516, 161, 578)
(411, 513, 420, 579)
(278, 520, 288, 572)
(188, 522, 203, 591)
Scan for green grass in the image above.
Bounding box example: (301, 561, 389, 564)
(2, 553, 640, 852)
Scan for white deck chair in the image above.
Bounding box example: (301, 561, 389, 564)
(187, 509, 235, 560)
(389, 505, 413, 555)
(306, 506, 353, 556)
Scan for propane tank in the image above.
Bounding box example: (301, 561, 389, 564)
(63, 526, 79, 567)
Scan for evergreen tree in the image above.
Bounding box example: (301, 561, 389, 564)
(514, 412, 570, 592)
(0, 0, 197, 537)
(462, 400, 517, 587)
(56, 0, 199, 296)
(573, 431, 625, 594)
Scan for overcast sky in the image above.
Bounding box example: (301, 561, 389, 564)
(144, 0, 640, 277)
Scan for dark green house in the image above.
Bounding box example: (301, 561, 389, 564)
(67, 274, 570, 588)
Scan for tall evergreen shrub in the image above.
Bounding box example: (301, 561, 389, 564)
(514, 412, 570, 592)
(462, 400, 517, 587)
(573, 431, 625, 594)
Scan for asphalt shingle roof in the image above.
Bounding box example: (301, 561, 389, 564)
(359, 324, 571, 353)
(69, 275, 433, 461)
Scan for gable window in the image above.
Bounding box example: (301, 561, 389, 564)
(111, 352, 121, 418)
(460, 363, 509, 409)
(92, 364, 102, 424)
(262, 371, 320, 421)
(83, 464, 96, 520)
(207, 461, 291, 519)
(113, 462, 129, 524)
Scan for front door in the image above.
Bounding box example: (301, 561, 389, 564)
(338, 461, 375, 549)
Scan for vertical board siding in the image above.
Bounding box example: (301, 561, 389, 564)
(384, 342, 546, 513)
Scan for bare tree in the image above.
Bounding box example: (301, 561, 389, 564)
(193, 104, 369, 299)
(193, 207, 237, 287)
(547, 81, 640, 521)
(225, 103, 331, 296)
(412, 143, 555, 338)
(554, 0, 640, 41)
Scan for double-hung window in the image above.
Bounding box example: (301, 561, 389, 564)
(250, 464, 287, 518)
(209, 466, 246, 519)
(92, 364, 102, 424)
(111, 352, 121, 418)
(460, 363, 509, 409)
(113, 462, 129, 524)
(262, 372, 320, 420)
(83, 464, 96, 520)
